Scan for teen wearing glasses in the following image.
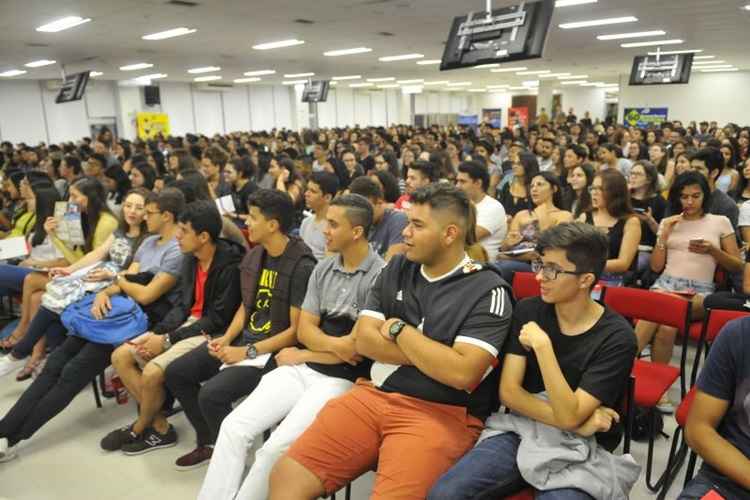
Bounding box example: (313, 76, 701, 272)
(429, 222, 638, 500)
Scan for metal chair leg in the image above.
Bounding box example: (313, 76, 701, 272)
(92, 380, 102, 408)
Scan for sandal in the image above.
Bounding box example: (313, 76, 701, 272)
(0, 333, 22, 353)
(16, 356, 43, 382)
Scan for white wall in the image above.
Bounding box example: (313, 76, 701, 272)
(559, 87, 606, 122)
(618, 71, 750, 125)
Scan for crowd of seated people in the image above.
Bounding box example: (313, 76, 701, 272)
(0, 114, 747, 499)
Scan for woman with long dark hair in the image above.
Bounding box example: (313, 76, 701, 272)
(103, 164, 132, 216)
(628, 161, 667, 271)
(716, 143, 740, 194)
(497, 152, 539, 217)
(565, 163, 594, 218)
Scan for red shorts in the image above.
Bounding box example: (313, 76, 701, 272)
(287, 380, 483, 500)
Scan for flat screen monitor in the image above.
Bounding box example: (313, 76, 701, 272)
(629, 54, 694, 85)
(440, 0, 555, 70)
(55, 71, 90, 103)
(302, 80, 330, 102)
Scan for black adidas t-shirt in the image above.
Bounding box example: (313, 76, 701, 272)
(362, 256, 512, 419)
(507, 297, 637, 449)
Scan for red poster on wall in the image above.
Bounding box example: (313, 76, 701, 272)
(508, 107, 529, 128)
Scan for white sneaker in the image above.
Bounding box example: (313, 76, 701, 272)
(0, 354, 26, 377)
(0, 437, 17, 463)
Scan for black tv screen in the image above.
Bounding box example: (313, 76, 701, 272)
(440, 0, 554, 70)
(302, 81, 330, 103)
(629, 54, 694, 85)
(55, 71, 90, 104)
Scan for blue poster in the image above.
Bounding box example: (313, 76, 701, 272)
(457, 114, 479, 126)
(623, 107, 669, 128)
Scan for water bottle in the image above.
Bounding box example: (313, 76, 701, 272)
(112, 375, 129, 405)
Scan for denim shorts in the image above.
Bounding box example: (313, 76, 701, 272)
(651, 273, 715, 297)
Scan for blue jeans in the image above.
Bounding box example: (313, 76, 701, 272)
(678, 470, 749, 500)
(428, 433, 594, 500)
(493, 260, 532, 287)
(0, 264, 35, 295)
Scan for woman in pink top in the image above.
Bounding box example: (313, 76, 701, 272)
(635, 172, 742, 410)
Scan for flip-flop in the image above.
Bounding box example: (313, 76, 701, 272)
(16, 356, 43, 382)
(0, 333, 22, 352)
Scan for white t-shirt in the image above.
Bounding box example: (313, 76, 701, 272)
(738, 200, 750, 228)
(475, 195, 508, 261)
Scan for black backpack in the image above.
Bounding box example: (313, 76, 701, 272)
(631, 406, 666, 442)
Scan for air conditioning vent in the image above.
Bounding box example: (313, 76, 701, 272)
(294, 19, 315, 24)
(193, 82, 234, 92)
(167, 0, 199, 6)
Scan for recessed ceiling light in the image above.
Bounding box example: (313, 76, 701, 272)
(397, 79, 424, 84)
(517, 69, 550, 75)
(234, 77, 261, 83)
(350, 82, 374, 88)
(621, 39, 683, 48)
(700, 67, 739, 72)
(379, 53, 424, 62)
(377, 84, 400, 89)
(332, 75, 361, 81)
(120, 63, 154, 71)
(743, 4, 750, 10)
(558, 74, 589, 79)
(559, 16, 638, 29)
(647, 49, 702, 55)
(597, 30, 666, 40)
(0, 69, 27, 77)
(561, 80, 588, 85)
(194, 75, 222, 82)
(24, 59, 56, 68)
(282, 79, 307, 85)
(424, 80, 450, 85)
(555, 0, 597, 6)
(323, 47, 372, 57)
(693, 55, 715, 60)
(187, 66, 221, 74)
(142, 27, 196, 40)
(252, 39, 305, 50)
(416, 59, 442, 65)
(447, 81, 472, 87)
(284, 72, 314, 78)
(36, 16, 91, 32)
(693, 60, 726, 65)
(491, 66, 528, 73)
(367, 77, 395, 82)
(90, 71, 103, 77)
(244, 70, 276, 77)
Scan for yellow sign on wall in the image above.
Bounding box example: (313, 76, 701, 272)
(136, 112, 170, 140)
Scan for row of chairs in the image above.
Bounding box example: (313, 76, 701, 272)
(510, 272, 750, 500)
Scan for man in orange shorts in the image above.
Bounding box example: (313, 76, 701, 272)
(269, 183, 513, 499)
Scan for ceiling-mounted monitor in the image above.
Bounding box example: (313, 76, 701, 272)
(55, 71, 90, 103)
(301, 80, 330, 103)
(629, 53, 694, 85)
(440, 0, 555, 71)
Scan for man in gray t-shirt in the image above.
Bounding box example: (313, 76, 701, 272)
(132, 234, 184, 303)
(349, 176, 408, 260)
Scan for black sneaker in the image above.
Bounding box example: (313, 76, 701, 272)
(122, 425, 177, 455)
(101, 424, 139, 451)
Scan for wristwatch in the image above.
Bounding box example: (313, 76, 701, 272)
(246, 343, 258, 360)
(388, 320, 407, 341)
(162, 334, 172, 351)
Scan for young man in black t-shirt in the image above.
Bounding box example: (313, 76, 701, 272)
(429, 222, 638, 500)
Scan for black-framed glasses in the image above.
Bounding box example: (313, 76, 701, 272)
(531, 260, 586, 281)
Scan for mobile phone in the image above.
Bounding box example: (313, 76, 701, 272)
(633, 208, 646, 213)
(689, 238, 703, 245)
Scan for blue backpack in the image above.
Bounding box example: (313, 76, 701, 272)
(61, 294, 148, 346)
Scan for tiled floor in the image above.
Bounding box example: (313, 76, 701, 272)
(0, 352, 696, 500)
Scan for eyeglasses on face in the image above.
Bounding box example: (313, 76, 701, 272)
(531, 260, 586, 281)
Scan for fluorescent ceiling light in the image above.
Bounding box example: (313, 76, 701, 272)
(621, 39, 683, 48)
(142, 27, 196, 40)
(555, 0, 597, 6)
(580, 81, 605, 86)
(332, 75, 361, 81)
(596, 83, 619, 87)
(540, 72, 571, 78)
(330, 81, 338, 85)
(559, 16, 638, 29)
(244, 69, 275, 77)
(416, 59, 442, 65)
(473, 63, 500, 69)
(377, 84, 400, 89)
(517, 69, 550, 75)
(188, 66, 221, 74)
(424, 80, 450, 86)
(447, 81, 472, 87)
(367, 77, 395, 82)
(284, 72, 314, 78)
(350, 82, 373, 88)
(0, 69, 27, 77)
(468, 89, 487, 92)
(693, 60, 726, 65)
(135, 73, 167, 80)
(695, 65, 735, 69)
(323, 47, 372, 57)
(379, 53, 424, 62)
(120, 63, 153, 71)
(491, 66, 527, 73)
(36, 16, 91, 32)
(194, 75, 222, 82)
(252, 39, 305, 50)
(647, 49, 702, 55)
(90, 71, 103, 77)
(561, 80, 588, 85)
(558, 74, 589, 79)
(522, 80, 540, 87)
(700, 68, 739, 72)
(25, 59, 56, 68)
(693, 55, 715, 59)
(282, 80, 307, 85)
(397, 79, 424, 84)
(744, 4, 750, 10)
(597, 30, 666, 40)
(234, 77, 261, 83)
(487, 84, 510, 89)
(508, 86, 532, 90)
